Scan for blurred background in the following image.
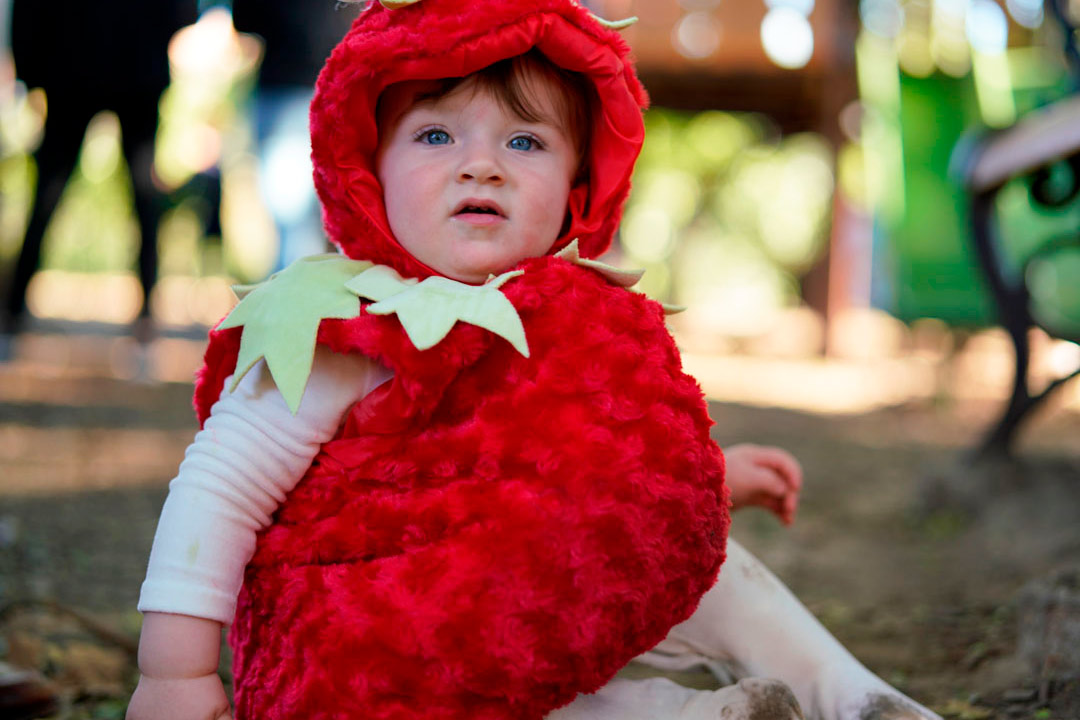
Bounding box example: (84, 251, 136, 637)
(0, 0, 1077, 419)
(0, 1, 1078, 719)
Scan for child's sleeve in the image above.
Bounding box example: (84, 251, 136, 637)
(137, 345, 392, 624)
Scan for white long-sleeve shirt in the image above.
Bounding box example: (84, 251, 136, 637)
(137, 346, 392, 624)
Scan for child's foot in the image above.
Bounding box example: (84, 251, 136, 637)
(852, 692, 938, 720)
(811, 664, 941, 720)
(548, 676, 804, 720)
(679, 677, 805, 720)
(832, 691, 938, 720)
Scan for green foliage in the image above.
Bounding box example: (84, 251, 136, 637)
(625, 108, 834, 331)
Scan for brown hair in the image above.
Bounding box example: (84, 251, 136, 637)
(381, 49, 595, 179)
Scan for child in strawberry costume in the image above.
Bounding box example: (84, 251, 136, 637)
(128, 2, 943, 719)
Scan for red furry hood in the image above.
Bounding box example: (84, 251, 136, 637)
(310, 0, 648, 279)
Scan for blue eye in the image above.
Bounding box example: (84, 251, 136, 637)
(509, 135, 539, 151)
(420, 129, 451, 145)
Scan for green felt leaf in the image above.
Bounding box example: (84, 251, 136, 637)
(554, 238, 644, 287)
(344, 264, 419, 302)
(351, 268, 529, 357)
(218, 254, 373, 413)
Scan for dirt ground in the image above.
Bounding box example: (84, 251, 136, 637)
(1, 324, 1078, 720)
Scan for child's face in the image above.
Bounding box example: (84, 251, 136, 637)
(376, 75, 579, 283)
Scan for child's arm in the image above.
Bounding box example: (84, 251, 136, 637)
(724, 443, 802, 526)
(127, 613, 231, 720)
(128, 346, 391, 720)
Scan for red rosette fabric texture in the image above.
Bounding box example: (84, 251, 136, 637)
(196, 259, 727, 719)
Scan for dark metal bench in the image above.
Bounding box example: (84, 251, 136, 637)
(955, 0, 1080, 456)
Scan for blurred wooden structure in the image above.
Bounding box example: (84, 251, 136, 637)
(598, 0, 858, 140)
(592, 0, 861, 329)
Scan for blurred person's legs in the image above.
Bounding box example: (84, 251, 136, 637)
(178, 167, 225, 277)
(4, 83, 169, 355)
(114, 88, 168, 340)
(636, 539, 942, 720)
(3, 91, 98, 335)
(254, 87, 327, 272)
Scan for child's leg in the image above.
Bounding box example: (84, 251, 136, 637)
(547, 676, 803, 720)
(638, 539, 941, 720)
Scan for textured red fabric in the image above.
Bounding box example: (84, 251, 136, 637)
(198, 258, 727, 719)
(191, 1, 729, 717)
(309, 0, 648, 279)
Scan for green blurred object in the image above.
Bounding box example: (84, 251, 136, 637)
(863, 30, 1078, 332)
(888, 72, 994, 327)
(625, 108, 834, 335)
(857, 0, 1080, 456)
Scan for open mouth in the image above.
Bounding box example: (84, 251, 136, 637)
(454, 200, 505, 218)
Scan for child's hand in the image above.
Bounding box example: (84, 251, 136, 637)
(723, 443, 803, 526)
(127, 673, 232, 720)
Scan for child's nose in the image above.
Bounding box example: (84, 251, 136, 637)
(457, 144, 505, 185)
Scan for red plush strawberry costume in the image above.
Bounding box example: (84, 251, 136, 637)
(193, 1, 729, 718)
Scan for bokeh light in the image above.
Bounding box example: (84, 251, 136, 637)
(715, 136, 834, 270)
(675, 229, 797, 337)
(673, 11, 722, 60)
(931, 0, 973, 76)
(263, 135, 316, 223)
(622, 204, 677, 263)
(684, 111, 760, 171)
(757, 142, 835, 267)
(966, 0, 1009, 54)
(765, 0, 816, 14)
(761, 7, 816, 69)
(1006, 0, 1044, 28)
(861, 0, 906, 38)
(897, 0, 936, 76)
(79, 113, 122, 184)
